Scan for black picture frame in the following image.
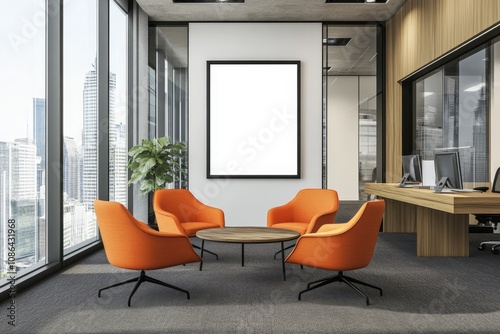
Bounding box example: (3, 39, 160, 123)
(207, 60, 301, 179)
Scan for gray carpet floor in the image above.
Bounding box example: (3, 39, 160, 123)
(2, 228, 500, 333)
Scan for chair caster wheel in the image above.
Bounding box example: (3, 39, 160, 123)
(478, 245, 485, 251)
(492, 248, 499, 255)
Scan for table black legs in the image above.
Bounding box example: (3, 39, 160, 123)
(199, 240, 288, 280)
(241, 243, 245, 267)
(281, 241, 287, 281)
(199, 239, 204, 271)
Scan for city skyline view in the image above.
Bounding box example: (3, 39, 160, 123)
(0, 0, 128, 278)
(0, 1, 127, 145)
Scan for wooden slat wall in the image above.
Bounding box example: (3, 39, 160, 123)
(385, 0, 500, 182)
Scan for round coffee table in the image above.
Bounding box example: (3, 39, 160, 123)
(196, 226, 300, 281)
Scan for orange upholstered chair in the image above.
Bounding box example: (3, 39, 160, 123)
(94, 200, 201, 307)
(153, 189, 225, 259)
(267, 188, 339, 234)
(267, 188, 339, 258)
(285, 199, 385, 305)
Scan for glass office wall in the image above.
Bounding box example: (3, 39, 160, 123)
(148, 66, 156, 139)
(414, 46, 489, 186)
(324, 24, 382, 200)
(0, 0, 47, 281)
(109, 2, 128, 205)
(148, 25, 189, 189)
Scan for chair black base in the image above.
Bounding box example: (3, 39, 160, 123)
(98, 270, 190, 307)
(274, 243, 303, 269)
(274, 244, 294, 259)
(478, 241, 500, 255)
(298, 271, 383, 305)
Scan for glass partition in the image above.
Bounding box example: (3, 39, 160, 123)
(149, 25, 188, 188)
(323, 24, 382, 200)
(414, 46, 489, 187)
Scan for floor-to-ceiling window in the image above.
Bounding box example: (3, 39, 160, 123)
(109, 1, 128, 205)
(62, 0, 98, 252)
(0, 0, 132, 301)
(0, 0, 47, 281)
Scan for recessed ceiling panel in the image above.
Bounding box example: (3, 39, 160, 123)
(326, 25, 378, 76)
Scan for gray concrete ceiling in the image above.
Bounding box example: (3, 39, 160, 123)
(325, 25, 379, 75)
(145, 0, 409, 76)
(137, 0, 408, 22)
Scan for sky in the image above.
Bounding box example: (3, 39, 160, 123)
(0, 0, 127, 147)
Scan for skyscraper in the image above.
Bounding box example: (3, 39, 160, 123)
(0, 139, 40, 273)
(81, 64, 118, 207)
(76, 63, 119, 245)
(63, 136, 80, 200)
(0, 142, 12, 275)
(110, 122, 128, 205)
(473, 89, 488, 182)
(81, 66, 98, 207)
(33, 98, 45, 199)
(33, 98, 45, 167)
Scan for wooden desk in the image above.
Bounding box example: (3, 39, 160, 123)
(365, 183, 500, 257)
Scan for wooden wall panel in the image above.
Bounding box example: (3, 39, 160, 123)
(385, 0, 500, 182)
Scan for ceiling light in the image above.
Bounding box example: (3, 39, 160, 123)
(323, 38, 351, 46)
(464, 83, 485, 92)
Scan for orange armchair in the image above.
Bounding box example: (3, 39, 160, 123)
(268, 188, 339, 258)
(94, 200, 201, 307)
(285, 199, 385, 305)
(267, 188, 339, 234)
(153, 189, 225, 259)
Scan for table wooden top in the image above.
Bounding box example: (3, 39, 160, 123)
(196, 226, 300, 243)
(365, 183, 500, 214)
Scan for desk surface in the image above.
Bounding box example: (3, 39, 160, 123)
(365, 183, 500, 214)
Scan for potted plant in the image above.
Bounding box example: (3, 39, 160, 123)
(127, 136, 187, 227)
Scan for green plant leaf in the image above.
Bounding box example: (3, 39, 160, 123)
(157, 136, 168, 147)
(140, 157, 157, 174)
(128, 171, 143, 184)
(127, 136, 187, 194)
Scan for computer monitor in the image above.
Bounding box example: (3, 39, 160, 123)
(402, 155, 422, 183)
(434, 152, 463, 189)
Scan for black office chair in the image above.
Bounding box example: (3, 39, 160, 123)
(477, 167, 500, 254)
